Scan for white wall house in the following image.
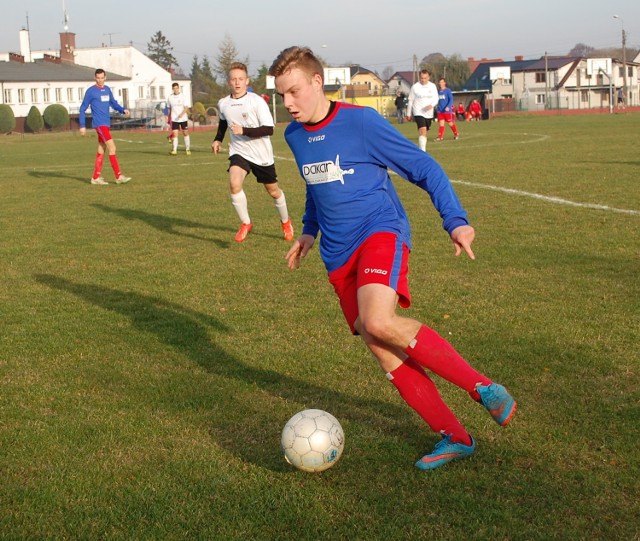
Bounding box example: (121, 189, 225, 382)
(0, 30, 191, 127)
(509, 58, 636, 111)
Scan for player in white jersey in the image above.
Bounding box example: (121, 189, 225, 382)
(406, 69, 439, 152)
(212, 62, 293, 243)
(167, 83, 191, 155)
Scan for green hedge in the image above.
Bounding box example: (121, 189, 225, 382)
(26, 106, 45, 133)
(43, 104, 69, 130)
(0, 104, 16, 133)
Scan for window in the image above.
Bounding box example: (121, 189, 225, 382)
(55, 88, 62, 102)
(628, 66, 633, 78)
(78, 88, 84, 101)
(3, 89, 12, 103)
(67, 88, 74, 102)
(535, 72, 546, 83)
(159, 86, 165, 99)
(43, 88, 50, 103)
(150, 86, 157, 99)
(618, 66, 624, 77)
(138, 86, 144, 99)
(31, 88, 39, 102)
(18, 89, 26, 104)
(535, 94, 545, 104)
(581, 90, 589, 103)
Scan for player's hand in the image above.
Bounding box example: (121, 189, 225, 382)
(211, 141, 221, 154)
(230, 123, 243, 135)
(405, 116, 411, 122)
(123, 109, 130, 117)
(450, 225, 476, 260)
(79, 128, 86, 137)
(285, 234, 315, 270)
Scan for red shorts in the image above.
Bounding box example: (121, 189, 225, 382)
(95, 126, 113, 143)
(328, 232, 411, 334)
(437, 111, 454, 123)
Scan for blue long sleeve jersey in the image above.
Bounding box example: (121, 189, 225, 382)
(284, 102, 469, 273)
(78, 84, 125, 128)
(438, 86, 454, 113)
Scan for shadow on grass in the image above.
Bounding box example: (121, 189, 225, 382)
(91, 203, 232, 248)
(27, 170, 88, 183)
(34, 274, 424, 471)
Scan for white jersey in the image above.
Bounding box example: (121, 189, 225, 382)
(217, 92, 275, 166)
(407, 81, 439, 119)
(167, 92, 188, 122)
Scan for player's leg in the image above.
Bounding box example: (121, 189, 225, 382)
(171, 128, 179, 154)
(415, 116, 427, 151)
(449, 118, 459, 139)
(330, 239, 474, 469)
(436, 117, 445, 140)
(257, 165, 293, 241)
(228, 157, 252, 241)
(91, 139, 106, 183)
(182, 127, 191, 154)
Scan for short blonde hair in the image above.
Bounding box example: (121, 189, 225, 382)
(269, 46, 323, 83)
(229, 62, 248, 75)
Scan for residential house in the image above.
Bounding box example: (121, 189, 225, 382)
(465, 54, 638, 113)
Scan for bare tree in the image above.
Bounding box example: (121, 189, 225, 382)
(568, 43, 595, 57)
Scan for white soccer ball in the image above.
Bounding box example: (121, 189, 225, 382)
(281, 409, 345, 472)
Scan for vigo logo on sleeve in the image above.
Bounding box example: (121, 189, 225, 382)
(302, 155, 354, 185)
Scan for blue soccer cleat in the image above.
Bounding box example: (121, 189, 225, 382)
(415, 434, 476, 471)
(477, 383, 517, 426)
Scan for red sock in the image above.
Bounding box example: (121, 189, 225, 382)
(92, 153, 105, 179)
(108, 154, 121, 178)
(388, 360, 471, 444)
(404, 325, 491, 401)
(451, 124, 459, 137)
(438, 126, 445, 139)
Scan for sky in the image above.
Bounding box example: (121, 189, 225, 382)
(1, 0, 639, 76)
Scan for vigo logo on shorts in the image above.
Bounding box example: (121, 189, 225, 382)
(364, 268, 388, 275)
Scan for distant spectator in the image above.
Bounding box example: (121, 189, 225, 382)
(395, 91, 407, 124)
(617, 88, 625, 109)
(468, 99, 482, 121)
(455, 102, 466, 121)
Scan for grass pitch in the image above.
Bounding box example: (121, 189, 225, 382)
(0, 113, 638, 540)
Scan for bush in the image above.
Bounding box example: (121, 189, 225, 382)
(26, 106, 44, 133)
(0, 104, 16, 134)
(43, 104, 69, 130)
(192, 101, 206, 124)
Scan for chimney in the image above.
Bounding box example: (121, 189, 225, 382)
(43, 54, 62, 64)
(9, 52, 25, 63)
(19, 28, 32, 62)
(59, 32, 76, 64)
(515, 55, 524, 61)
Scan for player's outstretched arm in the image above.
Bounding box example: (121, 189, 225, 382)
(285, 234, 315, 270)
(450, 225, 476, 260)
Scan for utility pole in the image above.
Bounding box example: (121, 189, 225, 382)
(544, 52, 549, 109)
(613, 15, 627, 107)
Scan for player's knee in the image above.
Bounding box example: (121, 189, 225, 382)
(359, 315, 393, 343)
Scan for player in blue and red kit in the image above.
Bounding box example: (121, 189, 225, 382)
(270, 46, 516, 470)
(435, 77, 460, 141)
(79, 69, 131, 185)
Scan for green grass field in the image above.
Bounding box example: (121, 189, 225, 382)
(1, 113, 638, 540)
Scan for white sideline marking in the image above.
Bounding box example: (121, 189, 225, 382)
(452, 179, 640, 216)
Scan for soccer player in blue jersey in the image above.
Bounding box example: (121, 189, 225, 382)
(270, 46, 516, 471)
(435, 77, 460, 142)
(79, 69, 131, 185)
